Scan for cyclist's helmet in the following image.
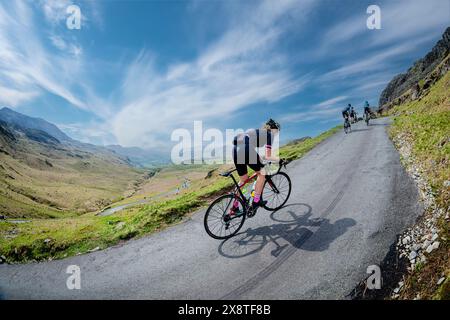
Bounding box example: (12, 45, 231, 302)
(348, 103, 352, 107)
(266, 118, 281, 130)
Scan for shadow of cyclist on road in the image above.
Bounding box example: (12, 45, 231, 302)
(218, 203, 356, 259)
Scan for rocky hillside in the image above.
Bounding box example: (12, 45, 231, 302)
(386, 70, 449, 300)
(379, 27, 450, 110)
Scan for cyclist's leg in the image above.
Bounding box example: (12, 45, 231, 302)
(233, 144, 249, 181)
(253, 170, 265, 199)
(248, 151, 265, 206)
(231, 145, 249, 212)
(342, 112, 348, 126)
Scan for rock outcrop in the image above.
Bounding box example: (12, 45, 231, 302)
(379, 27, 450, 111)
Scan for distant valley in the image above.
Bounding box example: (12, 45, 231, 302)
(0, 107, 167, 218)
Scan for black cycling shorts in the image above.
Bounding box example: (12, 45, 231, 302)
(233, 143, 264, 177)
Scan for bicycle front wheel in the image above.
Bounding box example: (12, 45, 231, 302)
(204, 194, 246, 240)
(262, 172, 292, 211)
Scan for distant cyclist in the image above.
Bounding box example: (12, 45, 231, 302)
(350, 105, 357, 121)
(364, 101, 371, 115)
(231, 119, 281, 214)
(363, 101, 371, 125)
(342, 104, 351, 120)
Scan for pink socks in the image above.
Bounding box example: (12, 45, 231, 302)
(253, 193, 261, 203)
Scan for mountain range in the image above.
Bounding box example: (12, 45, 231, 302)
(0, 107, 168, 167)
(0, 107, 72, 142)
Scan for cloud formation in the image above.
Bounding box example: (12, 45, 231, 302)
(110, 0, 316, 148)
(0, 0, 448, 149)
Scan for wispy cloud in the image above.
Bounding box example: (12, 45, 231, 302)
(317, 96, 348, 108)
(0, 86, 40, 106)
(280, 106, 343, 123)
(40, 0, 72, 24)
(0, 1, 101, 112)
(39, 0, 96, 28)
(320, 0, 449, 53)
(48, 35, 83, 57)
(57, 121, 115, 145)
(320, 36, 434, 82)
(280, 94, 350, 124)
(109, 0, 316, 148)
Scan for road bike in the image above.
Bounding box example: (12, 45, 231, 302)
(364, 111, 370, 125)
(344, 117, 351, 134)
(350, 111, 358, 124)
(204, 159, 292, 240)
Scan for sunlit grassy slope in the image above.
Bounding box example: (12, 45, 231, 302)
(388, 71, 450, 211)
(0, 135, 146, 218)
(387, 70, 449, 300)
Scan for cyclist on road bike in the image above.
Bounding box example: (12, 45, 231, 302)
(342, 104, 351, 119)
(231, 119, 281, 214)
(364, 101, 371, 116)
(350, 105, 357, 120)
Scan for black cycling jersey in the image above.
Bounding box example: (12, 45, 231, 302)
(232, 129, 272, 176)
(342, 110, 350, 119)
(233, 129, 272, 148)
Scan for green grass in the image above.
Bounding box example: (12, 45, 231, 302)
(0, 142, 146, 218)
(388, 71, 450, 211)
(0, 194, 72, 219)
(387, 70, 450, 300)
(0, 125, 341, 263)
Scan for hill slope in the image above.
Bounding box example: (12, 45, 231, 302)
(0, 114, 146, 219)
(0, 107, 71, 142)
(379, 27, 450, 110)
(384, 68, 449, 299)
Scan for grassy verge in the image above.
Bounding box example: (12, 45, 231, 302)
(387, 71, 450, 299)
(0, 125, 341, 263)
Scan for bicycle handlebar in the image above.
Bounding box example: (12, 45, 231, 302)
(264, 158, 288, 173)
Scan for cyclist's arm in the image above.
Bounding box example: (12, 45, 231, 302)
(265, 145, 272, 158)
(264, 131, 279, 162)
(265, 145, 280, 162)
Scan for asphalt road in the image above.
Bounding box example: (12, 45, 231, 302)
(0, 118, 422, 299)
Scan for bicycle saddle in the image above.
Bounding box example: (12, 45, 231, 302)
(220, 169, 237, 177)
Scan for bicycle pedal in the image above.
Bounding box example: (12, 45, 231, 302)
(247, 207, 258, 217)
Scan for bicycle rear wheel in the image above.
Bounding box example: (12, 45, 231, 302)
(344, 122, 350, 134)
(204, 194, 246, 240)
(262, 172, 292, 211)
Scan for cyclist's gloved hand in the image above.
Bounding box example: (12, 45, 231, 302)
(264, 156, 280, 163)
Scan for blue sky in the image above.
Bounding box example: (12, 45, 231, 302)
(0, 0, 448, 153)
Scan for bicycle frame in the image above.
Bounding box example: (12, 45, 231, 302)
(227, 164, 282, 207)
(228, 171, 257, 206)
(344, 118, 350, 127)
